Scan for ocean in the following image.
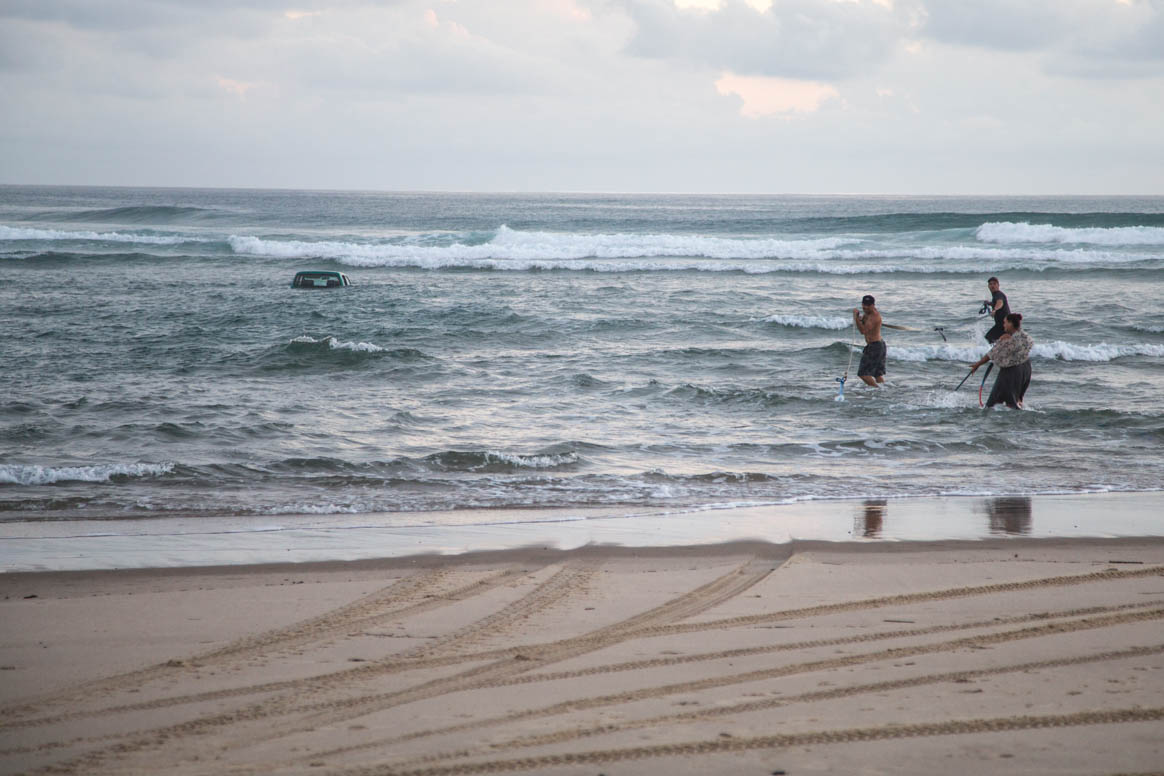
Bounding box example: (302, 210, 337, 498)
(1, 186, 1162, 565)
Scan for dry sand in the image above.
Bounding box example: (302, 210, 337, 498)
(2, 538, 1163, 775)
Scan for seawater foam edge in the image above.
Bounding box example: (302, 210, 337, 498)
(764, 314, 851, 330)
(888, 341, 1164, 362)
(5, 223, 1158, 270)
(976, 221, 1164, 246)
(0, 224, 209, 245)
(226, 230, 1147, 269)
(0, 463, 175, 486)
(290, 335, 384, 353)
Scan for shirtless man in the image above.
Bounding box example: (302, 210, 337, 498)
(853, 294, 885, 387)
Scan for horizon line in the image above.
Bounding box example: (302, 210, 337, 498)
(2, 182, 1162, 198)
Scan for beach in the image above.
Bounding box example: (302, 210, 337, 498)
(3, 515, 1163, 775)
(4, 0, 1164, 765)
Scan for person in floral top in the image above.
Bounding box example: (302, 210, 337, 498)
(968, 313, 1033, 409)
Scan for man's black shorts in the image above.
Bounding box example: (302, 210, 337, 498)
(858, 340, 887, 378)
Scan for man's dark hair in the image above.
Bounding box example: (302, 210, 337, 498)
(987, 276, 999, 284)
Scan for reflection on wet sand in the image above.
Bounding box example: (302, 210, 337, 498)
(984, 496, 1033, 535)
(856, 499, 887, 538)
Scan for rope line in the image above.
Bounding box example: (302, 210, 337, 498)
(836, 317, 858, 400)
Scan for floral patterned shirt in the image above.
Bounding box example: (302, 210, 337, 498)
(989, 329, 1034, 368)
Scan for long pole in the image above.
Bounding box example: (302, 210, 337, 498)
(978, 362, 994, 407)
(836, 318, 858, 402)
(953, 368, 975, 392)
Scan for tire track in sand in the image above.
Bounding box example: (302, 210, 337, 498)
(441, 606, 1164, 722)
(334, 707, 1164, 776)
(386, 561, 599, 660)
(283, 564, 1163, 730)
(8, 561, 602, 772)
(14, 600, 1153, 764)
(440, 643, 1164, 763)
(0, 566, 530, 729)
(305, 606, 1164, 768)
(9, 558, 773, 774)
(284, 557, 777, 727)
(303, 600, 1163, 764)
(12, 564, 1159, 775)
(24, 562, 1154, 735)
(594, 565, 1164, 644)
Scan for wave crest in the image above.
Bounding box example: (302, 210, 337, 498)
(0, 224, 206, 246)
(0, 462, 174, 486)
(290, 335, 385, 353)
(424, 450, 580, 472)
(764, 314, 850, 330)
(226, 227, 1156, 274)
(229, 226, 855, 265)
(977, 221, 1164, 246)
(1033, 341, 1164, 361)
(887, 341, 1164, 362)
(32, 205, 222, 224)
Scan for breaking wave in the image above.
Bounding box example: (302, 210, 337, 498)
(226, 226, 1155, 273)
(289, 335, 385, 353)
(764, 314, 850, 330)
(977, 221, 1164, 246)
(0, 224, 208, 246)
(422, 450, 581, 472)
(888, 341, 1164, 362)
(0, 463, 175, 486)
(6, 223, 1153, 272)
(229, 226, 856, 263)
(1032, 341, 1164, 361)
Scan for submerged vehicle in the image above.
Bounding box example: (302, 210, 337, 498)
(291, 270, 352, 289)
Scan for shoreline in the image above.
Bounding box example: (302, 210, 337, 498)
(2, 490, 1162, 574)
(2, 535, 1164, 595)
(2, 536, 1161, 774)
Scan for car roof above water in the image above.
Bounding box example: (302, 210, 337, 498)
(291, 270, 352, 288)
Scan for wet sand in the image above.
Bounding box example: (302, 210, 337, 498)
(2, 536, 1163, 775)
(4, 491, 1163, 573)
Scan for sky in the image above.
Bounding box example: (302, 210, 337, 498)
(1, 0, 1162, 194)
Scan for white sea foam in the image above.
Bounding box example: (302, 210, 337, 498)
(230, 227, 855, 264)
(0, 463, 174, 486)
(888, 344, 984, 362)
(264, 503, 367, 515)
(888, 341, 1164, 362)
(290, 335, 384, 352)
(977, 221, 1164, 246)
(764, 314, 850, 330)
(0, 224, 205, 245)
(1032, 341, 1164, 361)
(911, 390, 981, 409)
(227, 227, 1151, 273)
(486, 451, 579, 469)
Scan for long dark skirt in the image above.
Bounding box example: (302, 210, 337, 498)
(986, 360, 1032, 409)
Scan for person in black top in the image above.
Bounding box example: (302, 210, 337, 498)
(983, 276, 1010, 344)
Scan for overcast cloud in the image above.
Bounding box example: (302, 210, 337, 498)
(0, 0, 1161, 193)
